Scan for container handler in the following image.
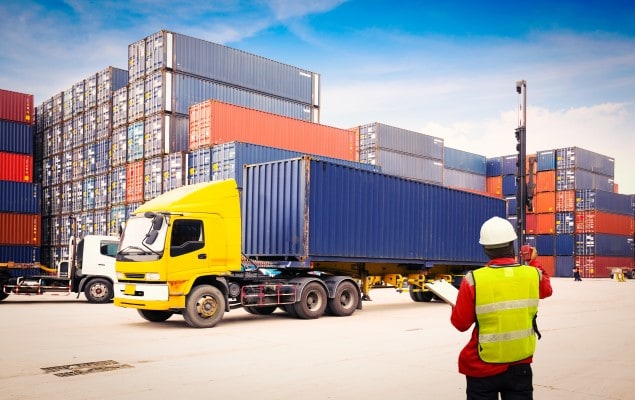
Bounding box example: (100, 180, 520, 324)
(114, 157, 506, 328)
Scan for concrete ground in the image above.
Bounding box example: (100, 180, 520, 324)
(0, 277, 632, 400)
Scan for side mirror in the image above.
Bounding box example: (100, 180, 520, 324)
(152, 215, 163, 230)
(145, 230, 159, 245)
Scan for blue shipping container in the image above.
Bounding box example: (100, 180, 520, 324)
(556, 147, 614, 177)
(555, 212, 575, 234)
(0, 245, 40, 263)
(486, 157, 502, 177)
(556, 168, 614, 192)
(242, 157, 506, 265)
(555, 256, 574, 277)
(575, 189, 633, 216)
(501, 155, 518, 176)
(0, 181, 41, 213)
(574, 233, 633, 257)
(555, 234, 574, 255)
(443, 147, 487, 175)
(536, 149, 556, 171)
(0, 120, 34, 154)
(536, 234, 555, 256)
(188, 141, 382, 188)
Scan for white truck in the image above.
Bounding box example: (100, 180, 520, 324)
(1, 235, 120, 303)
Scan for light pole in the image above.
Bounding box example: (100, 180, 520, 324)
(515, 80, 527, 259)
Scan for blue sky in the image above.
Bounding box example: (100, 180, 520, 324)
(1, 0, 634, 193)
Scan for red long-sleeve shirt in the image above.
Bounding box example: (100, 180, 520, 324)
(450, 257, 553, 377)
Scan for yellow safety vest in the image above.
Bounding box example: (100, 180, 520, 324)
(472, 265, 540, 363)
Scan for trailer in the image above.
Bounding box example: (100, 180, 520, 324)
(114, 157, 506, 327)
(1, 235, 120, 303)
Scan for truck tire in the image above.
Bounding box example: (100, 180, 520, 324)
(183, 285, 225, 328)
(326, 281, 359, 316)
(137, 309, 173, 322)
(84, 278, 114, 303)
(244, 305, 277, 315)
(293, 282, 327, 319)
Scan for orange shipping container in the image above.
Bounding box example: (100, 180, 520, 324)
(189, 100, 357, 161)
(574, 211, 635, 235)
(486, 176, 503, 197)
(535, 213, 555, 234)
(533, 191, 555, 213)
(555, 190, 575, 212)
(535, 170, 555, 193)
(126, 160, 144, 203)
(0, 152, 32, 182)
(534, 256, 555, 277)
(526, 213, 537, 234)
(0, 213, 40, 245)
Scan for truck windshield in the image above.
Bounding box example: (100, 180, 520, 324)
(117, 215, 167, 261)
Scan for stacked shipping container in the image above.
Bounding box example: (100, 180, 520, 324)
(0, 89, 41, 267)
(352, 123, 444, 184)
(35, 67, 129, 266)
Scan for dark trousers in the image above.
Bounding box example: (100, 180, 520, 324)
(466, 364, 533, 400)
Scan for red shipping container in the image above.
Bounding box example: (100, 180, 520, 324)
(0, 89, 34, 124)
(534, 256, 555, 277)
(534, 191, 555, 213)
(574, 211, 634, 235)
(126, 160, 144, 203)
(575, 256, 634, 278)
(0, 213, 40, 245)
(555, 190, 575, 212)
(535, 170, 555, 193)
(189, 100, 357, 161)
(0, 152, 32, 182)
(535, 213, 555, 234)
(486, 176, 502, 197)
(525, 213, 537, 234)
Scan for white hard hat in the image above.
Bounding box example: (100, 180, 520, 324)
(479, 216, 517, 248)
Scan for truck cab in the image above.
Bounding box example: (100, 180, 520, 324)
(114, 180, 243, 323)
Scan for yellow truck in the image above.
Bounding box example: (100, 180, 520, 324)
(114, 158, 505, 328)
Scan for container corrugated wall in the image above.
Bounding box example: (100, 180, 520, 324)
(0, 120, 34, 154)
(189, 100, 356, 160)
(242, 157, 505, 264)
(0, 89, 34, 124)
(130, 30, 319, 106)
(187, 141, 381, 188)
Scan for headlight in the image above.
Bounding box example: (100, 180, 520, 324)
(145, 272, 161, 281)
(116, 272, 125, 280)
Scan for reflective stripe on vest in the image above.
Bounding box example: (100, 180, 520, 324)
(472, 265, 540, 363)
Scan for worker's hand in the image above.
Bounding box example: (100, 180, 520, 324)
(530, 246, 538, 261)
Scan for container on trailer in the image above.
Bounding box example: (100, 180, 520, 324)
(0, 245, 40, 263)
(242, 157, 506, 264)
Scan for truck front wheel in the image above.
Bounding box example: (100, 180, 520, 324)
(293, 282, 327, 319)
(183, 285, 225, 328)
(137, 309, 173, 322)
(84, 278, 114, 303)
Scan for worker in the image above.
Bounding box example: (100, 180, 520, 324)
(451, 216, 553, 399)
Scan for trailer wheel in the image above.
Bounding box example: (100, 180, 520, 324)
(244, 305, 277, 315)
(84, 278, 114, 303)
(293, 282, 327, 319)
(420, 291, 434, 302)
(183, 285, 225, 328)
(326, 281, 359, 316)
(137, 309, 173, 322)
(408, 285, 425, 302)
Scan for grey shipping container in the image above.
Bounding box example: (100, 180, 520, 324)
(242, 157, 506, 265)
(357, 122, 444, 160)
(129, 30, 320, 107)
